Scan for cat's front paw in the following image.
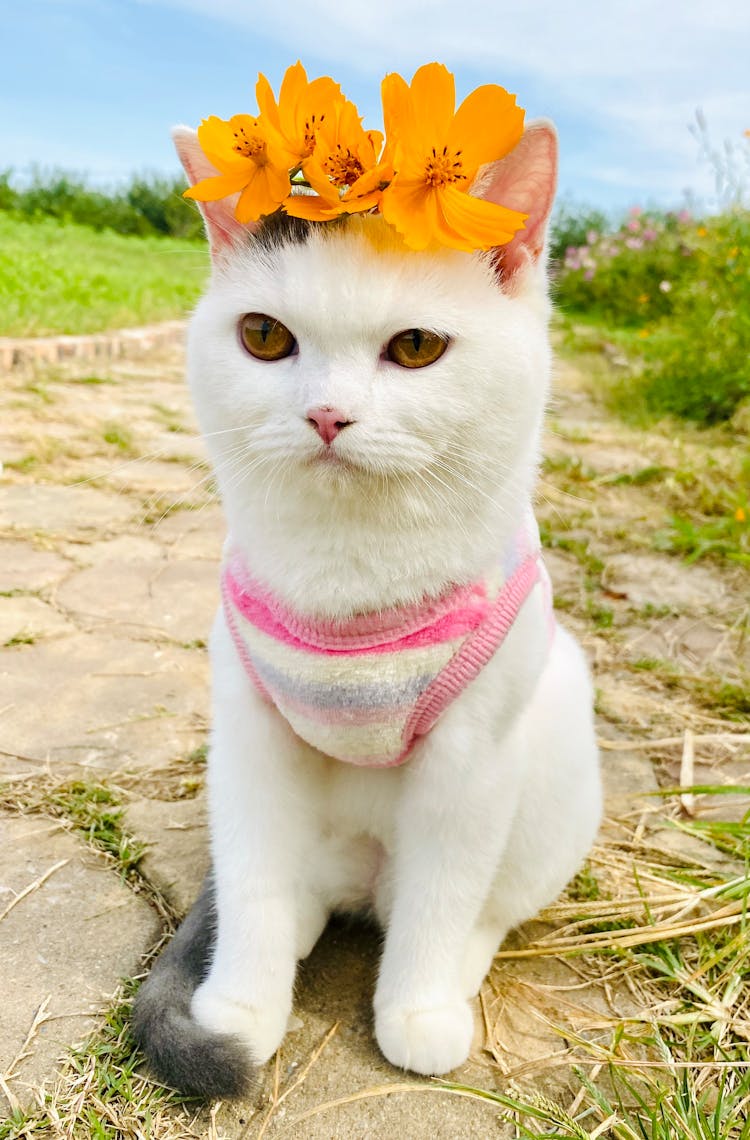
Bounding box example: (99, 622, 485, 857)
(192, 982, 288, 1065)
(374, 999, 474, 1075)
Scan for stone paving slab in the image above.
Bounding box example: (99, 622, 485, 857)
(124, 796, 209, 917)
(0, 595, 77, 645)
(0, 813, 160, 1110)
(0, 540, 73, 594)
(55, 555, 219, 644)
(0, 484, 137, 538)
(1, 635, 209, 774)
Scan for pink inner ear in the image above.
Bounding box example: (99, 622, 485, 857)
(172, 126, 254, 257)
(472, 122, 558, 280)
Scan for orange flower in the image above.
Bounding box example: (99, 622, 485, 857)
(184, 114, 292, 223)
(378, 63, 527, 252)
(735, 507, 747, 523)
(284, 99, 393, 221)
(256, 61, 345, 170)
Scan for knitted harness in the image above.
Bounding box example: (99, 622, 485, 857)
(222, 517, 553, 767)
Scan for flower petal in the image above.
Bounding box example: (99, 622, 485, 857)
(342, 161, 394, 203)
(381, 71, 411, 141)
(235, 166, 286, 222)
(438, 184, 527, 250)
(380, 179, 443, 250)
(185, 170, 253, 202)
(283, 193, 342, 221)
(448, 85, 524, 176)
(409, 62, 455, 142)
(255, 72, 281, 131)
(302, 154, 342, 205)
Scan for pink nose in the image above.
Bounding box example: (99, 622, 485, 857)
(306, 406, 354, 447)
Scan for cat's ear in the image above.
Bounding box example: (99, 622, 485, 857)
(472, 120, 558, 285)
(172, 125, 255, 258)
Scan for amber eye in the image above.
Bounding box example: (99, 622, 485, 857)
(239, 313, 297, 361)
(386, 328, 449, 369)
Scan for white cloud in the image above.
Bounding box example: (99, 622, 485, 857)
(144, 0, 750, 87)
(141, 0, 749, 205)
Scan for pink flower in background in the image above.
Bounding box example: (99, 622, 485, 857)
(584, 268, 595, 281)
(678, 209, 692, 224)
(586, 230, 599, 244)
(627, 219, 641, 233)
(629, 206, 643, 217)
(625, 237, 643, 250)
(642, 227, 658, 241)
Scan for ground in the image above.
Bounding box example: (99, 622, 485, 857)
(1, 337, 748, 1138)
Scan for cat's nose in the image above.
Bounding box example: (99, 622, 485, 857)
(306, 406, 354, 446)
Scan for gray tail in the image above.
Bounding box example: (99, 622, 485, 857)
(132, 875, 254, 1098)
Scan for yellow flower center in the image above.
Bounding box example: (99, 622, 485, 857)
(323, 144, 365, 188)
(423, 146, 465, 188)
(233, 126, 266, 162)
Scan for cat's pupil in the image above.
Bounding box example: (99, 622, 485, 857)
(410, 329, 422, 352)
(261, 319, 271, 343)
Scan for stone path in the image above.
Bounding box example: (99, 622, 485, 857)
(1, 342, 747, 1137)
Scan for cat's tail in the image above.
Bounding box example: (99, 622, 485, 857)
(132, 875, 253, 1098)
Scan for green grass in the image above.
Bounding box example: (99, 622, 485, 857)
(0, 778, 146, 880)
(0, 213, 208, 336)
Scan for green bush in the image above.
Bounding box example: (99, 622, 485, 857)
(548, 200, 608, 266)
(0, 168, 204, 241)
(556, 203, 750, 424)
(639, 212, 750, 422)
(555, 207, 697, 326)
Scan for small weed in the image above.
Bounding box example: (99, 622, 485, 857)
(3, 454, 39, 473)
(1, 779, 147, 879)
(655, 512, 750, 566)
(186, 742, 208, 766)
(542, 455, 597, 483)
(587, 601, 614, 629)
(102, 422, 135, 454)
(23, 380, 53, 403)
(141, 496, 206, 525)
(635, 602, 674, 620)
(604, 464, 669, 486)
(151, 402, 188, 433)
(630, 656, 671, 673)
(3, 630, 36, 647)
(666, 674, 750, 720)
(567, 863, 602, 902)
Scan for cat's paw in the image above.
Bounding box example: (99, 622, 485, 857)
(374, 999, 474, 1075)
(192, 983, 288, 1064)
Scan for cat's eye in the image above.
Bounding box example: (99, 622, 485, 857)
(386, 328, 449, 369)
(239, 313, 297, 361)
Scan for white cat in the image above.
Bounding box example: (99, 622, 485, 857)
(133, 119, 601, 1097)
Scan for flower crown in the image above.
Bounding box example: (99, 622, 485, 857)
(185, 62, 528, 253)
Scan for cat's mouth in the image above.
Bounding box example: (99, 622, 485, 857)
(306, 446, 360, 474)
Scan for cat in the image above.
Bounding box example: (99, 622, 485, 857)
(132, 116, 602, 1098)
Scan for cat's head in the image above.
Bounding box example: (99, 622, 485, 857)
(174, 121, 557, 587)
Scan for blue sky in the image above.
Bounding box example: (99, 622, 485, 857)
(2, 0, 748, 213)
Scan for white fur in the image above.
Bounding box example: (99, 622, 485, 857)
(187, 215, 601, 1075)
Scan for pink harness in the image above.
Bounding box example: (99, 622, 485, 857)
(223, 520, 552, 767)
